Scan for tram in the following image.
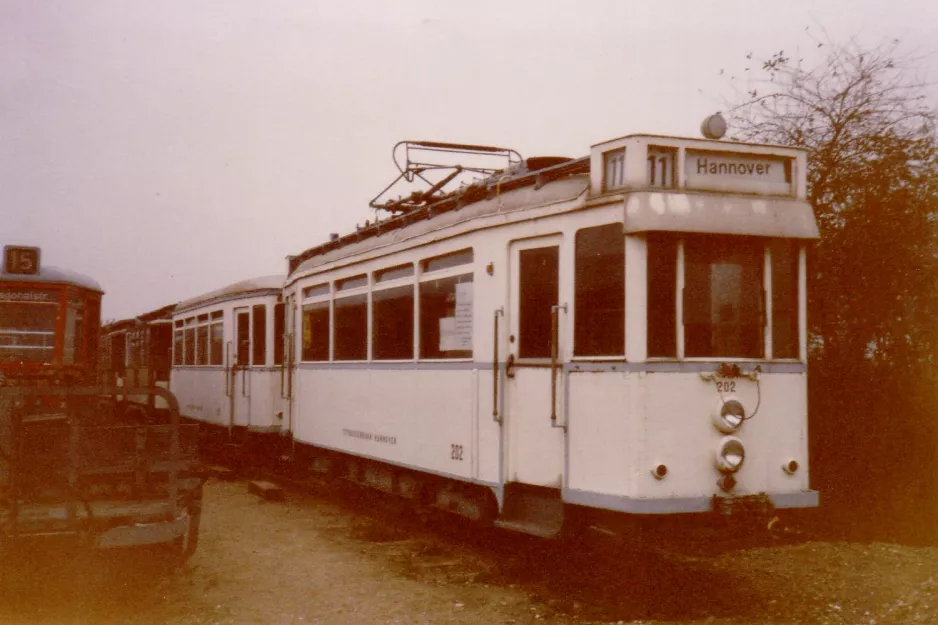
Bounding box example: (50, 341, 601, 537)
(276, 131, 819, 537)
(168, 276, 287, 461)
(0, 245, 203, 555)
(100, 303, 175, 415)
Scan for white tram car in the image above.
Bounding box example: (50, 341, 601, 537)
(272, 134, 820, 536)
(169, 276, 287, 456)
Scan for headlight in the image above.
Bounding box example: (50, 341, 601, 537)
(712, 399, 745, 433)
(716, 436, 746, 473)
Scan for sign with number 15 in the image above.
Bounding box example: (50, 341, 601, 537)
(3, 246, 41, 276)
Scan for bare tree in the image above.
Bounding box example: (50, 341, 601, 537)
(723, 36, 938, 539)
(726, 36, 938, 372)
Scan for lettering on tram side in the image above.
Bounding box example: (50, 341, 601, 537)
(0, 289, 56, 303)
(450, 444, 464, 461)
(342, 428, 397, 445)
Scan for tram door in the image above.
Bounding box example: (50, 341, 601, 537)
(231, 307, 251, 428)
(504, 236, 567, 487)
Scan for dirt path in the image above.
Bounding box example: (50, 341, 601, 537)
(0, 478, 935, 625)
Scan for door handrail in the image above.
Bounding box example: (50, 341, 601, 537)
(224, 342, 232, 397)
(492, 307, 503, 423)
(550, 303, 568, 430)
(279, 337, 286, 399)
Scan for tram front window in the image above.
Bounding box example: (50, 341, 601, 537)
(0, 300, 59, 364)
(683, 236, 763, 359)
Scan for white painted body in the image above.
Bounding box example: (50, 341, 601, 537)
(279, 133, 819, 519)
(170, 278, 286, 434)
(564, 369, 808, 510)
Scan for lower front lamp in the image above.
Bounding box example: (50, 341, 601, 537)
(715, 436, 746, 474)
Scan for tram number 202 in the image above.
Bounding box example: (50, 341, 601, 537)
(716, 381, 737, 392)
(450, 444, 464, 461)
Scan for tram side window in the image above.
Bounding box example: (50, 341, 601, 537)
(173, 321, 183, 366)
(771, 240, 800, 359)
(334, 295, 367, 360)
(85, 296, 101, 368)
(151, 324, 172, 382)
(236, 312, 250, 366)
(647, 234, 677, 358)
(184, 318, 196, 366)
(112, 333, 128, 375)
(575, 224, 624, 356)
(684, 236, 763, 359)
(604, 148, 626, 191)
(251, 304, 267, 366)
(519, 247, 558, 359)
(196, 314, 209, 366)
(130, 328, 148, 369)
(419, 275, 473, 359)
(252, 305, 266, 366)
(128, 328, 147, 385)
(273, 303, 285, 365)
(210, 311, 224, 365)
(63, 300, 84, 365)
(0, 292, 58, 365)
(301, 302, 329, 361)
(373, 285, 414, 360)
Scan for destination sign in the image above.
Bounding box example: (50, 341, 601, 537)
(0, 288, 58, 304)
(685, 150, 792, 195)
(3, 246, 41, 276)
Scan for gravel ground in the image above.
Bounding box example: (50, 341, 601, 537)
(0, 477, 935, 625)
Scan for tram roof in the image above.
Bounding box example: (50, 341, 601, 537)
(0, 265, 103, 293)
(287, 157, 591, 281)
(286, 133, 813, 282)
(288, 172, 590, 282)
(103, 302, 177, 334)
(174, 275, 285, 314)
(589, 132, 809, 154)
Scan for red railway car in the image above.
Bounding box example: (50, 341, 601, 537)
(0, 245, 203, 558)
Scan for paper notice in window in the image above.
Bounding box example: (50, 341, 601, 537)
(439, 317, 459, 351)
(454, 282, 473, 349)
(439, 282, 473, 353)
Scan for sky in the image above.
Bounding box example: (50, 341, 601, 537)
(3, 0, 937, 321)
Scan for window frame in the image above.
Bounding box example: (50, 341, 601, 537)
(209, 310, 224, 366)
(173, 319, 184, 366)
(603, 148, 626, 192)
(372, 277, 416, 361)
(767, 240, 802, 361)
(332, 281, 369, 362)
(273, 302, 285, 366)
(572, 223, 625, 359)
(418, 251, 474, 361)
(300, 291, 331, 362)
(252, 304, 267, 367)
(645, 234, 805, 362)
(195, 313, 210, 366)
(183, 316, 196, 366)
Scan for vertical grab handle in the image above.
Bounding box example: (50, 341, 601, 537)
(287, 337, 294, 400)
(492, 308, 504, 423)
(550, 304, 567, 429)
(241, 367, 247, 397)
(225, 342, 232, 397)
(280, 334, 286, 399)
